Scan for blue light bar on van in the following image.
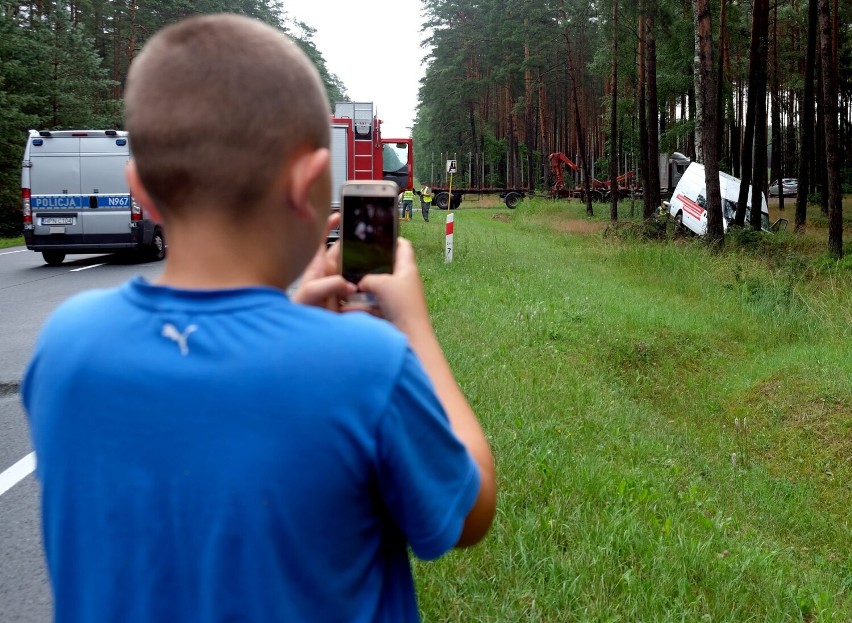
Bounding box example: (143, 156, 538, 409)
(33, 139, 43, 146)
(116, 139, 127, 146)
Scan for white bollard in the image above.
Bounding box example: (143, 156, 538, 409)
(445, 213, 454, 263)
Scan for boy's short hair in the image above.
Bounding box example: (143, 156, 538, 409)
(125, 14, 330, 217)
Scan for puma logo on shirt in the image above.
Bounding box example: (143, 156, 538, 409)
(162, 323, 198, 356)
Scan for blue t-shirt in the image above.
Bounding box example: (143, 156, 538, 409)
(22, 277, 480, 623)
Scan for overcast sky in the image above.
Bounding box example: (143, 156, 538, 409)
(284, 0, 428, 137)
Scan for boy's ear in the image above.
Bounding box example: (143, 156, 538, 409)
(284, 147, 330, 220)
(125, 160, 162, 223)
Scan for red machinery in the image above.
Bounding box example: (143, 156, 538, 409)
(548, 152, 634, 201)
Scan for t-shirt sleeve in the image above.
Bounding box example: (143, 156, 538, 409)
(375, 347, 480, 561)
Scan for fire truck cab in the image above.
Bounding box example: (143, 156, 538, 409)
(330, 102, 413, 213)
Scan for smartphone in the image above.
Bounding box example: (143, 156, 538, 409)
(340, 180, 399, 284)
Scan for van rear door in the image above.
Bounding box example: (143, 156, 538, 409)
(29, 136, 85, 237)
(80, 135, 131, 239)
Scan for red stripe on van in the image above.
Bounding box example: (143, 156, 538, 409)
(677, 193, 705, 220)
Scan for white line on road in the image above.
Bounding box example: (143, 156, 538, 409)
(70, 263, 107, 272)
(0, 452, 36, 498)
(0, 249, 26, 255)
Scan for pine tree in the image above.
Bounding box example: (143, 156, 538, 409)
(0, 11, 43, 236)
(33, 9, 121, 129)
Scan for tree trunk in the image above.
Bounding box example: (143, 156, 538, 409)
(796, 0, 817, 232)
(771, 0, 784, 212)
(733, 81, 742, 177)
(645, 0, 661, 218)
(692, 0, 704, 163)
(688, 84, 697, 160)
(524, 22, 534, 188)
(126, 0, 138, 72)
(610, 0, 619, 222)
(637, 12, 651, 219)
(735, 0, 769, 226)
(751, 89, 768, 231)
(818, 69, 828, 212)
(570, 60, 593, 217)
(112, 5, 121, 100)
(716, 0, 727, 168)
(818, 0, 843, 258)
(694, 0, 723, 247)
(538, 73, 549, 189)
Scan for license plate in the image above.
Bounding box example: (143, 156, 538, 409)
(41, 217, 74, 225)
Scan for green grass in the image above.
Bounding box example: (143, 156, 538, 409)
(0, 236, 23, 249)
(402, 201, 851, 622)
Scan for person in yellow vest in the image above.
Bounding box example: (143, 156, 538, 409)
(401, 188, 415, 221)
(419, 184, 432, 222)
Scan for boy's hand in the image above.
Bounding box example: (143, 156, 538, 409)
(357, 239, 430, 335)
(292, 214, 356, 311)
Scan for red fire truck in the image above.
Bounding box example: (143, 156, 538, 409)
(330, 102, 413, 213)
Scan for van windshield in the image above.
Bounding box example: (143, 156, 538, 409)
(745, 209, 772, 232)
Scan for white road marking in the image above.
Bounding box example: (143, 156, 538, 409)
(0, 249, 26, 255)
(70, 263, 107, 272)
(0, 452, 36, 498)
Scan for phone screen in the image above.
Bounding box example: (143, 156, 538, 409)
(341, 193, 396, 284)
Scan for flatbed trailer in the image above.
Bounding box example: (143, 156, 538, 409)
(429, 187, 534, 210)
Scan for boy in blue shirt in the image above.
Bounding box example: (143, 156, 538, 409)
(22, 14, 495, 622)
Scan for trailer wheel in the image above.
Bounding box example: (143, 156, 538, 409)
(504, 192, 522, 209)
(581, 189, 602, 203)
(434, 192, 450, 210)
(451, 193, 463, 209)
(42, 251, 65, 266)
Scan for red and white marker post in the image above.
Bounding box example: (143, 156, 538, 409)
(444, 158, 457, 263)
(445, 213, 454, 262)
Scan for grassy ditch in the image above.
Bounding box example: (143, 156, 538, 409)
(0, 236, 23, 249)
(404, 200, 851, 622)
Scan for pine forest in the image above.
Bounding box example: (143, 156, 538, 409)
(415, 0, 851, 255)
(0, 0, 850, 255)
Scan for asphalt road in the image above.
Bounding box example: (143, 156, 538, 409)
(0, 246, 164, 622)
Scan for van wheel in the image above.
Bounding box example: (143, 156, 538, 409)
(674, 212, 684, 234)
(42, 251, 66, 266)
(149, 227, 166, 261)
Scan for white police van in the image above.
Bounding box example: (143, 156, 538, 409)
(21, 129, 164, 265)
(667, 162, 786, 236)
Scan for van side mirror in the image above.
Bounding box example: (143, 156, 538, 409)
(770, 218, 789, 233)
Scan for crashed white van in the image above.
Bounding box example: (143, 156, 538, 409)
(667, 162, 785, 236)
(22, 129, 164, 266)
